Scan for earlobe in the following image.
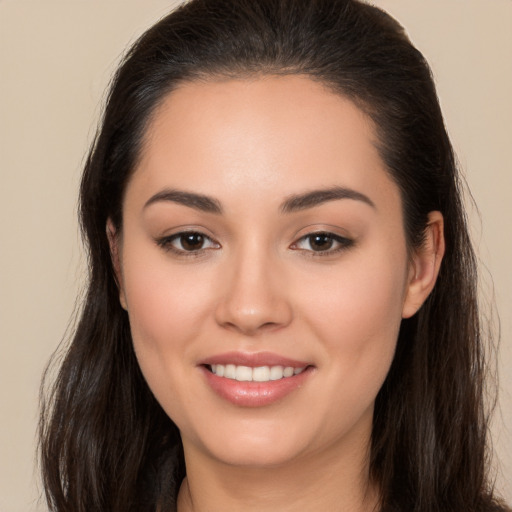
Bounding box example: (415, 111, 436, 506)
(402, 211, 445, 319)
(106, 219, 128, 310)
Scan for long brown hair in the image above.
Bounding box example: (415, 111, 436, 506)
(39, 0, 510, 510)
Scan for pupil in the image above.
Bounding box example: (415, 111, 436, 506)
(182, 233, 204, 250)
(310, 234, 333, 251)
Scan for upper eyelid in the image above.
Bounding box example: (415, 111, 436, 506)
(293, 231, 352, 245)
(156, 230, 220, 251)
(291, 226, 353, 243)
(156, 226, 218, 241)
(296, 230, 350, 239)
(155, 228, 353, 251)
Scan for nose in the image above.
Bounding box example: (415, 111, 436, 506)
(214, 245, 293, 336)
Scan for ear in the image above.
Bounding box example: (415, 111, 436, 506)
(402, 211, 445, 319)
(106, 219, 127, 310)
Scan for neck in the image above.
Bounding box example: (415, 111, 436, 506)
(176, 430, 379, 512)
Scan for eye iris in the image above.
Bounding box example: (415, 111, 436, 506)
(310, 234, 333, 251)
(181, 233, 204, 250)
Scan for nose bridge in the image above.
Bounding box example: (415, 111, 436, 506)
(214, 235, 292, 334)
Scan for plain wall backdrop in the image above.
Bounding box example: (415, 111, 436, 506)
(0, 1, 510, 511)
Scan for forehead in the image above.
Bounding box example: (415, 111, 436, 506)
(128, 75, 399, 214)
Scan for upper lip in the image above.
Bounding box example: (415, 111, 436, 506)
(199, 351, 311, 368)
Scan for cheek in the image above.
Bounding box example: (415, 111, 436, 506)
(296, 245, 408, 415)
(300, 247, 407, 345)
(122, 242, 212, 342)
(120, 246, 215, 402)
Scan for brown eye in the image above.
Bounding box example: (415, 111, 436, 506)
(292, 231, 354, 255)
(180, 232, 206, 251)
(156, 231, 220, 254)
(308, 233, 334, 251)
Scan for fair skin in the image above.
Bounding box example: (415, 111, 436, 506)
(109, 75, 444, 512)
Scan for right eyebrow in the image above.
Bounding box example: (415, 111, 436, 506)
(143, 188, 223, 214)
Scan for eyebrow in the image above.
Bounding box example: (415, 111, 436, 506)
(143, 185, 375, 215)
(280, 186, 376, 213)
(144, 189, 223, 214)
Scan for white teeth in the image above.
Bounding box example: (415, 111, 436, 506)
(283, 366, 294, 378)
(224, 364, 236, 379)
(235, 365, 253, 381)
(270, 365, 284, 380)
(210, 364, 306, 382)
(252, 366, 270, 382)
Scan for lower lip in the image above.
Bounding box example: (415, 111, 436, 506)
(201, 366, 313, 407)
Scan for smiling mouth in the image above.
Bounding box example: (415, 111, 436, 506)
(208, 364, 307, 382)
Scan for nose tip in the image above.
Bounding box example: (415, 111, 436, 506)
(214, 260, 293, 336)
(217, 303, 291, 336)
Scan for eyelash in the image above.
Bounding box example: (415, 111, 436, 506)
(156, 231, 220, 256)
(291, 232, 354, 256)
(156, 230, 354, 257)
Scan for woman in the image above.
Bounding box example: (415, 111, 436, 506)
(39, 0, 510, 511)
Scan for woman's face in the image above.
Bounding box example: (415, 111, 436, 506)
(114, 76, 435, 468)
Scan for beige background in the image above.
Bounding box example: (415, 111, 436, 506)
(0, 1, 510, 511)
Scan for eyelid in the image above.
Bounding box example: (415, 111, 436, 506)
(290, 230, 355, 255)
(155, 229, 221, 256)
(154, 225, 354, 258)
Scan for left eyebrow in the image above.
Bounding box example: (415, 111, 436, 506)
(280, 186, 376, 213)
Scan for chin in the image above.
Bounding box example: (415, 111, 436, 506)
(207, 438, 306, 468)
(185, 415, 331, 469)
